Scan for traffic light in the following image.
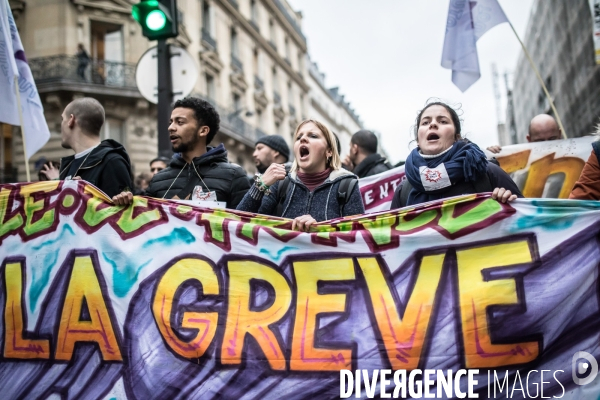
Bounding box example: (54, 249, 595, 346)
(132, 0, 178, 41)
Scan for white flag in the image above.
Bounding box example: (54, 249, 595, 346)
(441, 0, 509, 92)
(0, 0, 50, 159)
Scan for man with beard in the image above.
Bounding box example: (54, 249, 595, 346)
(252, 135, 291, 181)
(112, 97, 250, 208)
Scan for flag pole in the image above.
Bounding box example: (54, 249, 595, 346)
(507, 21, 567, 139)
(14, 76, 30, 182)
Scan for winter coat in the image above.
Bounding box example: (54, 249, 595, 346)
(236, 168, 365, 221)
(570, 142, 600, 200)
(59, 139, 132, 198)
(391, 162, 523, 208)
(353, 153, 393, 178)
(145, 144, 250, 209)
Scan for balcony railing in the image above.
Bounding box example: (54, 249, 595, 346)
(29, 55, 136, 88)
(254, 75, 264, 90)
(273, 91, 281, 104)
(231, 54, 243, 72)
(193, 92, 267, 144)
(228, 0, 239, 9)
(201, 28, 217, 50)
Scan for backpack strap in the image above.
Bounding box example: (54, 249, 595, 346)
(274, 176, 291, 217)
(337, 176, 358, 215)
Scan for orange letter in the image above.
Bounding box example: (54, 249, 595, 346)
(290, 258, 354, 371)
(152, 257, 219, 359)
(221, 260, 291, 370)
(55, 254, 122, 361)
(456, 240, 539, 368)
(3, 260, 50, 359)
(357, 255, 444, 369)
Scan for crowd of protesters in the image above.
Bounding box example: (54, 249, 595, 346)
(37, 95, 600, 231)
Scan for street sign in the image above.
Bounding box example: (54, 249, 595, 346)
(135, 44, 198, 104)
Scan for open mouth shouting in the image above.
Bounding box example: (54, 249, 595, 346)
(427, 132, 440, 142)
(299, 145, 310, 161)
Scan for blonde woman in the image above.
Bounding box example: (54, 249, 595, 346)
(237, 119, 365, 231)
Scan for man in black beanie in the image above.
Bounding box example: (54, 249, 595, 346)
(252, 135, 291, 174)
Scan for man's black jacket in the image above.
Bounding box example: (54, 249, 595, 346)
(353, 153, 393, 178)
(146, 144, 250, 208)
(59, 139, 133, 197)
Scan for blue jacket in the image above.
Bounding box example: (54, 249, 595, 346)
(236, 168, 365, 221)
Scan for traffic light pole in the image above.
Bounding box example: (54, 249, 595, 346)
(157, 39, 173, 158)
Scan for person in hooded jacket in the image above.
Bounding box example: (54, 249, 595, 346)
(236, 119, 365, 231)
(40, 97, 133, 197)
(113, 97, 250, 208)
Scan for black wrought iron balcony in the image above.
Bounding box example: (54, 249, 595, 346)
(289, 104, 296, 116)
(228, 0, 238, 9)
(231, 54, 243, 72)
(273, 91, 281, 104)
(201, 28, 217, 51)
(29, 55, 136, 89)
(254, 75, 264, 90)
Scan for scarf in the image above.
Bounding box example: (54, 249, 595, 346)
(297, 168, 331, 192)
(404, 141, 488, 205)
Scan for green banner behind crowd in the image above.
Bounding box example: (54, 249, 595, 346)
(1, 180, 600, 399)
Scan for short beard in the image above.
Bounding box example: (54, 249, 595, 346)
(256, 162, 268, 174)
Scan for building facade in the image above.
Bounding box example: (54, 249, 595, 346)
(306, 60, 363, 156)
(509, 0, 600, 143)
(3, 0, 313, 182)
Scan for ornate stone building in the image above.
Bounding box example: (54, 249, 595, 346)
(307, 59, 363, 155)
(508, 0, 600, 143)
(3, 0, 312, 182)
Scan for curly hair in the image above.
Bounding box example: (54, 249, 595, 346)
(173, 97, 221, 144)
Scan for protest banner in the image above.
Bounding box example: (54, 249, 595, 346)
(359, 136, 597, 213)
(2, 180, 600, 398)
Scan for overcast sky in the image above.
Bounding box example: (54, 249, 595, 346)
(287, 0, 536, 163)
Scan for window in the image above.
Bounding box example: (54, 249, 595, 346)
(231, 28, 239, 58)
(256, 109, 263, 128)
(253, 49, 260, 77)
(284, 37, 290, 61)
(251, 0, 259, 24)
(272, 67, 279, 99)
(233, 93, 241, 111)
(202, 1, 213, 34)
(90, 21, 123, 85)
(206, 74, 216, 103)
(103, 118, 123, 144)
(287, 81, 294, 107)
(269, 19, 276, 44)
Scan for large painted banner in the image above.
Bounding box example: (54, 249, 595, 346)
(360, 136, 596, 213)
(2, 181, 600, 399)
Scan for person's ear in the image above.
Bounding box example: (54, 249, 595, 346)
(350, 143, 358, 155)
(198, 125, 210, 138)
(526, 135, 531, 142)
(68, 114, 76, 129)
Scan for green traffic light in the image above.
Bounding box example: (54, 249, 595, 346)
(146, 10, 167, 31)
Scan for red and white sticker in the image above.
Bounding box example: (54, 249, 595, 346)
(419, 164, 451, 191)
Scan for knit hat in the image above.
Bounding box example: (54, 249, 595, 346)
(256, 135, 290, 162)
